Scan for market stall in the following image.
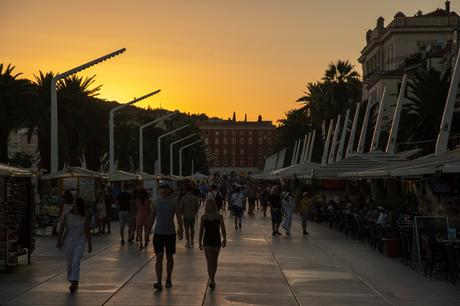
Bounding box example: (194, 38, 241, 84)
(0, 163, 34, 271)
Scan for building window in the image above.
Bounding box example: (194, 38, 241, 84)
(249, 130, 253, 135)
(214, 138, 219, 145)
(223, 149, 227, 155)
(215, 131, 219, 136)
(240, 148, 244, 155)
(258, 137, 263, 145)
(232, 137, 236, 145)
(215, 148, 219, 155)
(240, 137, 244, 144)
(223, 137, 227, 145)
(205, 137, 209, 145)
(248, 137, 253, 145)
(232, 131, 236, 135)
(223, 130, 227, 135)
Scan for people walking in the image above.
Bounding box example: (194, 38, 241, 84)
(259, 186, 269, 217)
(247, 184, 257, 216)
(104, 187, 113, 234)
(136, 188, 151, 249)
(178, 184, 200, 248)
(281, 189, 296, 236)
(230, 186, 244, 230)
(207, 184, 224, 211)
(298, 192, 311, 235)
(268, 185, 282, 236)
(198, 199, 227, 290)
(95, 192, 107, 234)
(117, 184, 134, 245)
(57, 198, 92, 294)
(149, 182, 184, 291)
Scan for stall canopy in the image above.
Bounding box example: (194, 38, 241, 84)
(0, 163, 32, 177)
(341, 149, 460, 178)
(186, 172, 208, 180)
(315, 150, 419, 180)
(107, 170, 141, 182)
(41, 167, 103, 180)
(271, 162, 320, 179)
(138, 171, 159, 180)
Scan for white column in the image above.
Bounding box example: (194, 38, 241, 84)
(346, 103, 361, 157)
(50, 78, 58, 174)
(436, 49, 460, 155)
(307, 130, 316, 162)
(386, 75, 407, 154)
(328, 115, 341, 164)
(321, 119, 334, 165)
(357, 98, 374, 153)
(336, 109, 350, 161)
(370, 86, 387, 151)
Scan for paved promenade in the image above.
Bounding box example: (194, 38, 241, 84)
(1, 211, 460, 306)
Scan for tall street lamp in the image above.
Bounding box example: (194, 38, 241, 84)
(157, 125, 188, 175)
(139, 112, 176, 173)
(51, 48, 126, 174)
(109, 90, 161, 172)
(179, 139, 202, 176)
(170, 133, 197, 175)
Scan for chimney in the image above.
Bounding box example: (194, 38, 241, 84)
(377, 16, 384, 29)
(446, 1, 451, 15)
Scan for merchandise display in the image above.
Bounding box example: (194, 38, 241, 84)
(0, 176, 33, 271)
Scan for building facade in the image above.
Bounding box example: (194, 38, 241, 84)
(358, 2, 460, 149)
(8, 128, 39, 159)
(196, 118, 276, 175)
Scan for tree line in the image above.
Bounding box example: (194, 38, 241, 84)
(0, 63, 209, 175)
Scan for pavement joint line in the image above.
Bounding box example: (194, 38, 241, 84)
(257, 225, 301, 306)
(0, 241, 114, 305)
(292, 223, 396, 306)
(101, 252, 156, 306)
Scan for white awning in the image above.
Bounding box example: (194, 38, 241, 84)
(0, 163, 32, 177)
(106, 170, 141, 182)
(41, 167, 103, 180)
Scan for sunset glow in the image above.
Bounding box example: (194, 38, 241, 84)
(1, 0, 456, 121)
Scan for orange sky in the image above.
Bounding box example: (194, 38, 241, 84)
(1, 0, 457, 122)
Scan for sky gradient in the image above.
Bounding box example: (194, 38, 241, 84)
(1, 0, 457, 122)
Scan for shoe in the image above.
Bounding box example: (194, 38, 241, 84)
(285, 232, 291, 236)
(303, 231, 309, 236)
(239, 223, 242, 229)
(121, 240, 126, 245)
(209, 281, 216, 290)
(69, 281, 78, 294)
(140, 245, 144, 250)
(276, 231, 282, 236)
(153, 282, 162, 291)
(235, 226, 238, 230)
(185, 242, 190, 248)
(272, 231, 276, 236)
(128, 239, 134, 245)
(165, 279, 172, 288)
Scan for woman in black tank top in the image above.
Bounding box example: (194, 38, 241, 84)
(199, 199, 227, 290)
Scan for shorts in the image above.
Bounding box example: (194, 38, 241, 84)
(271, 209, 282, 224)
(183, 218, 195, 227)
(232, 206, 242, 217)
(153, 234, 176, 254)
(119, 211, 133, 228)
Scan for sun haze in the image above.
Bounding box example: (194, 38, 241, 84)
(1, 0, 456, 121)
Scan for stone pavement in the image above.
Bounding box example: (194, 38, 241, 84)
(1, 210, 460, 306)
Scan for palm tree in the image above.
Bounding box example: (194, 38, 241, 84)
(398, 69, 451, 153)
(0, 64, 34, 163)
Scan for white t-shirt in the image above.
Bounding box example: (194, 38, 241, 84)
(231, 192, 244, 208)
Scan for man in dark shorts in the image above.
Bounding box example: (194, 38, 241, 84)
(117, 184, 134, 245)
(149, 182, 183, 291)
(178, 184, 200, 248)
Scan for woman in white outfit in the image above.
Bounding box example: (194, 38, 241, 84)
(281, 189, 296, 236)
(57, 198, 92, 293)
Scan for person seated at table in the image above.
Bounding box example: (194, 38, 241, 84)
(376, 207, 388, 226)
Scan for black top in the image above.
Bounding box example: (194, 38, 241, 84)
(203, 216, 221, 247)
(118, 191, 132, 211)
(269, 194, 281, 210)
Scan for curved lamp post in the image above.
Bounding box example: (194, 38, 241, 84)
(51, 48, 126, 173)
(178, 139, 202, 176)
(109, 89, 161, 172)
(139, 112, 176, 173)
(157, 125, 188, 175)
(169, 133, 197, 175)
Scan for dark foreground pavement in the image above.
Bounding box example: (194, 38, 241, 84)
(1, 210, 460, 306)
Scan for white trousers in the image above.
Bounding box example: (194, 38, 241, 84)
(64, 238, 85, 282)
